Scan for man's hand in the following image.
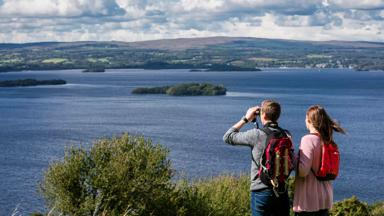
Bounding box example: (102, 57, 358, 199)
(231, 106, 260, 130)
(245, 106, 260, 122)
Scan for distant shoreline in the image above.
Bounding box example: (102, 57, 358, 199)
(1, 67, 378, 74)
(1, 37, 383, 73)
(0, 79, 66, 87)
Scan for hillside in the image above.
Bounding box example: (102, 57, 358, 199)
(1, 37, 383, 72)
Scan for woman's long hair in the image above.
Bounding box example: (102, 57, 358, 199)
(307, 105, 346, 143)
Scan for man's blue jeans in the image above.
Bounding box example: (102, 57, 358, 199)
(251, 188, 290, 216)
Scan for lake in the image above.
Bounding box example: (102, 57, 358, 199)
(0, 68, 383, 214)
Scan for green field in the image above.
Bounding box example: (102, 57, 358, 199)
(86, 57, 110, 63)
(42, 58, 68, 64)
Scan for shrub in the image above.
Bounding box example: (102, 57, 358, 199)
(40, 134, 177, 215)
(330, 196, 370, 216)
(172, 180, 212, 216)
(192, 175, 251, 216)
(369, 201, 384, 216)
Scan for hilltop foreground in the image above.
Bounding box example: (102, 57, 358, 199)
(38, 134, 383, 216)
(1, 37, 384, 72)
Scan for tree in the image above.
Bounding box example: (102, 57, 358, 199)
(40, 134, 176, 215)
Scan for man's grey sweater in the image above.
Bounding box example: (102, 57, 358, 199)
(223, 126, 281, 191)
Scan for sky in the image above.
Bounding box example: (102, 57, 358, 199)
(0, 0, 383, 43)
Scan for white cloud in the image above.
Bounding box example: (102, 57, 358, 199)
(0, 0, 124, 17)
(330, 0, 384, 10)
(177, 0, 225, 12)
(0, 0, 383, 43)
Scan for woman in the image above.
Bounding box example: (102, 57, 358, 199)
(293, 105, 346, 216)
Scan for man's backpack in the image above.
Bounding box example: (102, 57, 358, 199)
(312, 136, 340, 181)
(258, 123, 294, 196)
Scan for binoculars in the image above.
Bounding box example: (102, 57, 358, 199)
(251, 108, 261, 123)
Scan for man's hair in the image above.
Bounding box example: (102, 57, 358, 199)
(261, 99, 281, 122)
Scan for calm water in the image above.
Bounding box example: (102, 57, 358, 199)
(0, 68, 383, 214)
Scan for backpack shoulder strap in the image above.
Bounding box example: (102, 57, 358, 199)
(283, 129, 291, 139)
(260, 121, 279, 135)
(261, 125, 287, 139)
(260, 126, 273, 136)
(258, 124, 278, 166)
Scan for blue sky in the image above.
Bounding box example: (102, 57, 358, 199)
(0, 0, 383, 43)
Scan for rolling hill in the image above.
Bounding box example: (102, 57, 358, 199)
(0, 36, 383, 72)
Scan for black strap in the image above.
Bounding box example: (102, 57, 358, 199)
(264, 121, 279, 129)
(261, 122, 287, 138)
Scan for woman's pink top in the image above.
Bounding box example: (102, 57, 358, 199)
(293, 134, 333, 212)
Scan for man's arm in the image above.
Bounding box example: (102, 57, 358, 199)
(223, 106, 260, 147)
(231, 118, 247, 131)
(223, 127, 257, 147)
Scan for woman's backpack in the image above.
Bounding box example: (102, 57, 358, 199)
(258, 124, 294, 197)
(314, 141, 340, 181)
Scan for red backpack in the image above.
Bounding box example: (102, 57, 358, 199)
(313, 137, 340, 181)
(258, 124, 294, 196)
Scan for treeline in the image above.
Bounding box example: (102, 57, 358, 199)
(132, 86, 171, 94)
(0, 79, 66, 87)
(206, 64, 261, 71)
(132, 83, 227, 96)
(0, 62, 261, 73)
(36, 134, 384, 216)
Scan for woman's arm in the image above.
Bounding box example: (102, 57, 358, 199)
(297, 135, 314, 177)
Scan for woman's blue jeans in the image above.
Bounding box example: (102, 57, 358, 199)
(251, 188, 290, 216)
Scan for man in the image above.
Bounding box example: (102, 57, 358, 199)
(223, 99, 290, 216)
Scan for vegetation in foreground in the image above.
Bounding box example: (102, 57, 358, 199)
(0, 79, 66, 87)
(39, 134, 384, 216)
(132, 83, 227, 96)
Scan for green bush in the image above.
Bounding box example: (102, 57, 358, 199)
(370, 201, 384, 216)
(41, 134, 177, 215)
(172, 180, 212, 216)
(192, 175, 251, 216)
(330, 196, 370, 216)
